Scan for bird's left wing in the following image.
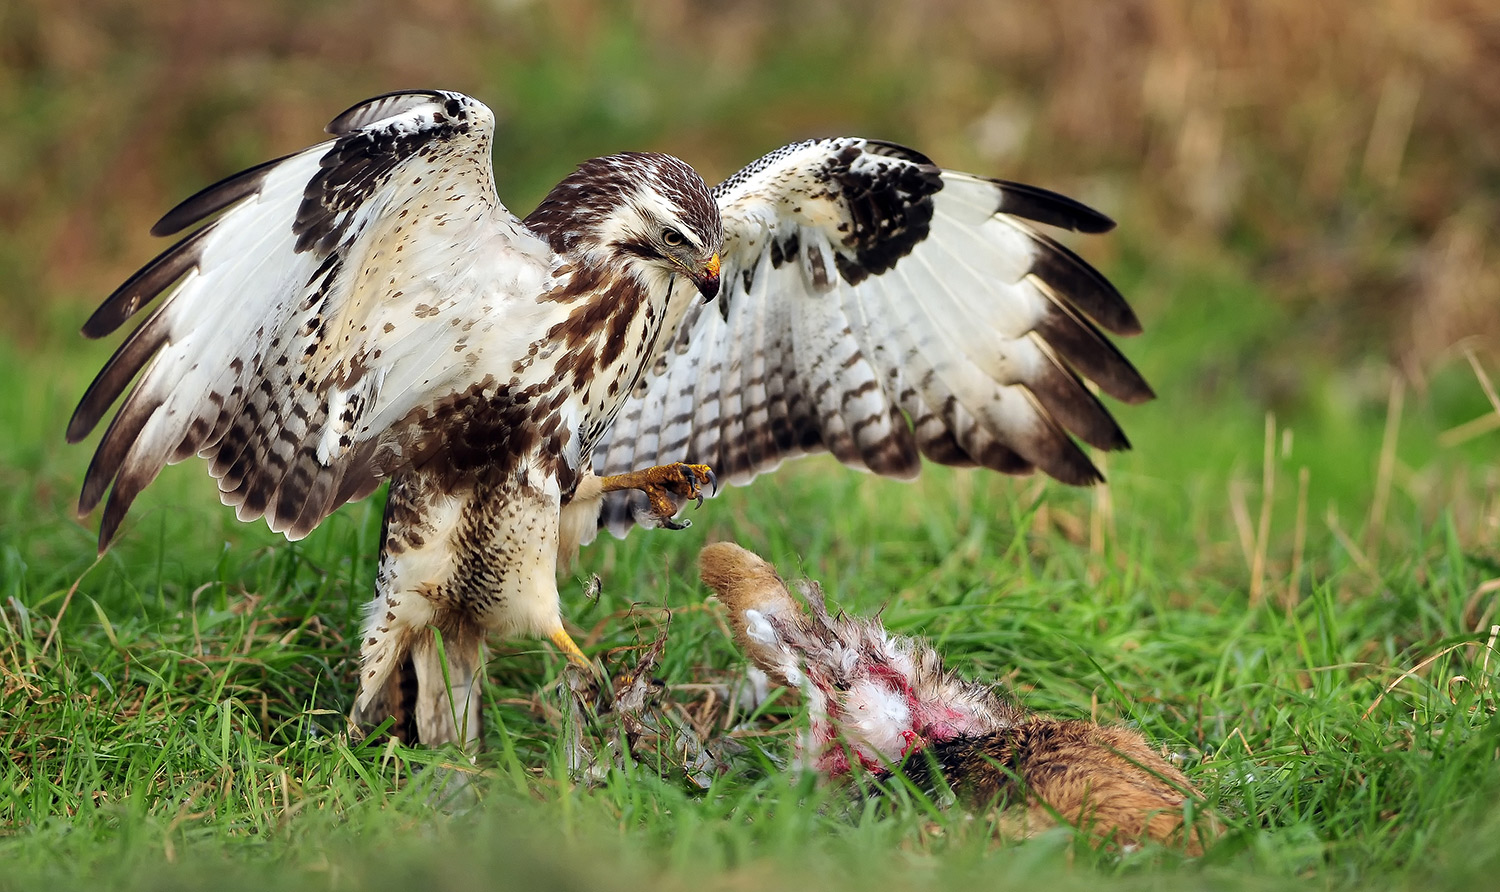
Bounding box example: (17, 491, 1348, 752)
(68, 90, 559, 550)
(593, 138, 1152, 536)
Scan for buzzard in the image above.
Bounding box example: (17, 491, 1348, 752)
(68, 90, 1152, 748)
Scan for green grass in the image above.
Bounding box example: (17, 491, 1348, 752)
(3, 249, 1499, 892)
(4, 3, 1499, 887)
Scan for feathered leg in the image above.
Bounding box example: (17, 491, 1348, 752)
(410, 623, 486, 748)
(350, 646, 420, 743)
(350, 476, 439, 741)
(351, 619, 486, 748)
(353, 469, 592, 748)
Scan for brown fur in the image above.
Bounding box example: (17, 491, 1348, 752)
(698, 542, 788, 612)
(699, 541, 1215, 854)
(698, 542, 809, 680)
(925, 722, 1208, 854)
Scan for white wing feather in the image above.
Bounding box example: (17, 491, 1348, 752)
(70, 90, 561, 547)
(593, 138, 1152, 536)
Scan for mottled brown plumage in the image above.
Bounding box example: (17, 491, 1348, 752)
(72, 92, 725, 747)
(72, 90, 1154, 750)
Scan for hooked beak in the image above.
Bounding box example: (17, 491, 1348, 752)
(691, 252, 721, 302)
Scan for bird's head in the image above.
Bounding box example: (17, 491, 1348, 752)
(526, 152, 723, 301)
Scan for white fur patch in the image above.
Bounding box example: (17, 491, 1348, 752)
(744, 608, 804, 687)
(840, 679, 913, 762)
(743, 608, 779, 647)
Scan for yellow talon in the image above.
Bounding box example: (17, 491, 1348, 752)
(550, 628, 593, 669)
(597, 462, 719, 530)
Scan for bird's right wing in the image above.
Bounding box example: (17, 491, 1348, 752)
(68, 90, 560, 549)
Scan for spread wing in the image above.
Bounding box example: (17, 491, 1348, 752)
(593, 138, 1152, 535)
(69, 90, 558, 550)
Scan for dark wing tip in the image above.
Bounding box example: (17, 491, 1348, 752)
(1124, 379, 1157, 405)
(1033, 307, 1154, 405)
(326, 90, 449, 136)
(65, 413, 92, 445)
(148, 218, 181, 239)
(1033, 435, 1106, 487)
(1027, 362, 1136, 452)
(80, 305, 121, 340)
(858, 139, 937, 168)
(80, 224, 212, 339)
(97, 492, 129, 554)
(1029, 234, 1142, 337)
(992, 179, 1116, 234)
(71, 310, 172, 440)
(150, 154, 287, 238)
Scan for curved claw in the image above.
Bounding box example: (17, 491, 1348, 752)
(661, 516, 692, 531)
(601, 462, 718, 528)
(685, 464, 717, 509)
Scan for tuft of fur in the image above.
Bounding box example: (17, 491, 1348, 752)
(699, 542, 1214, 854)
(905, 722, 1211, 854)
(700, 542, 1022, 770)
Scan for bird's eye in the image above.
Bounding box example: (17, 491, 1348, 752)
(661, 228, 686, 247)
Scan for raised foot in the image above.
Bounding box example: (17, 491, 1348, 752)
(599, 462, 718, 530)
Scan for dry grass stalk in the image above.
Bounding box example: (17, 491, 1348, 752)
(1228, 479, 1255, 576)
(1089, 450, 1113, 579)
(1284, 466, 1311, 616)
(1362, 69, 1423, 189)
(1441, 348, 1500, 447)
(38, 555, 101, 661)
(1327, 505, 1381, 586)
(1365, 378, 1405, 559)
(1362, 640, 1476, 720)
(1249, 413, 1277, 607)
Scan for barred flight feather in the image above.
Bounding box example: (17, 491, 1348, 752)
(71, 91, 562, 551)
(593, 136, 1152, 537)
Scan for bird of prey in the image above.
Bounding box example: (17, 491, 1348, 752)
(68, 90, 1152, 749)
(698, 543, 1209, 852)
